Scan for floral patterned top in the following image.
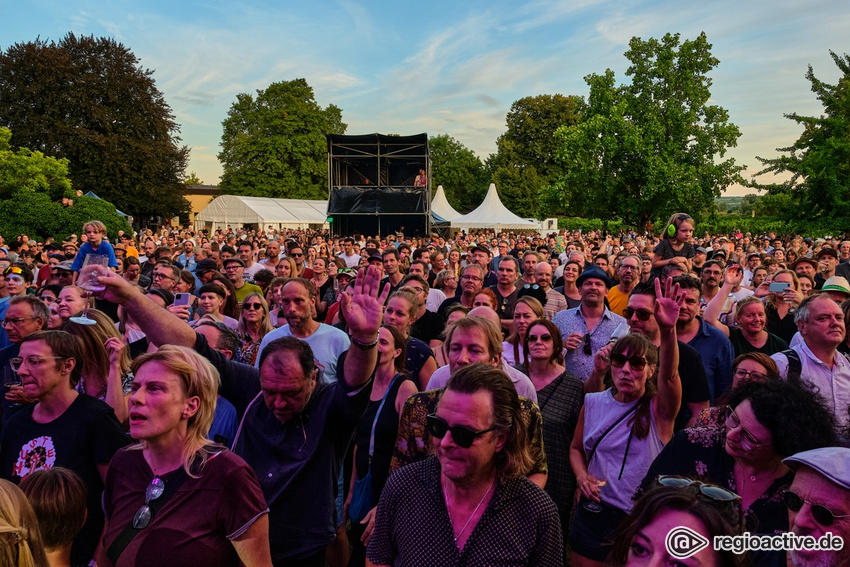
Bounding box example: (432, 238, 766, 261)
(636, 426, 793, 536)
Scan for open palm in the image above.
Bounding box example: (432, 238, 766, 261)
(340, 266, 389, 339)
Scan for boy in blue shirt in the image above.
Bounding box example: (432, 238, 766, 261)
(70, 220, 119, 283)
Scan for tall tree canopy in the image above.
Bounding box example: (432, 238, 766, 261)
(750, 51, 850, 221)
(543, 33, 744, 229)
(489, 94, 584, 217)
(0, 33, 190, 221)
(429, 134, 487, 212)
(218, 79, 346, 199)
(0, 127, 131, 240)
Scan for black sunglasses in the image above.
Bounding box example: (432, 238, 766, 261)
(243, 302, 264, 311)
(658, 476, 740, 502)
(426, 414, 496, 448)
(610, 353, 649, 371)
(133, 477, 165, 529)
(785, 490, 850, 526)
(623, 307, 653, 321)
(527, 333, 553, 343)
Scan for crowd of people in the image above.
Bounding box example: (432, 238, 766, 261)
(0, 212, 849, 567)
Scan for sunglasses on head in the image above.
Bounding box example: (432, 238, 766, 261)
(623, 307, 653, 321)
(657, 475, 740, 502)
(610, 353, 649, 371)
(426, 414, 496, 448)
(785, 490, 850, 526)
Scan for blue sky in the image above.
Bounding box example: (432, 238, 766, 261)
(2, 0, 848, 196)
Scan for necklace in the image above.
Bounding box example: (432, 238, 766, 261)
(443, 479, 494, 545)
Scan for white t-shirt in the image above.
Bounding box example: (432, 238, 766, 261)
(255, 323, 350, 383)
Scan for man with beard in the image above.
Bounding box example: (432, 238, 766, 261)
(783, 447, 850, 567)
(535, 262, 566, 321)
(606, 254, 640, 317)
(672, 275, 735, 405)
(772, 293, 850, 429)
(553, 266, 626, 382)
(699, 260, 724, 311)
(490, 257, 520, 331)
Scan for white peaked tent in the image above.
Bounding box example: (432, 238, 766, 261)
(451, 184, 539, 232)
(194, 195, 329, 231)
(430, 185, 462, 221)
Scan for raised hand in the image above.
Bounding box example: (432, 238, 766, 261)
(654, 276, 683, 330)
(723, 264, 743, 287)
(340, 266, 389, 342)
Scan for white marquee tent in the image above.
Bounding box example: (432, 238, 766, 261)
(451, 183, 539, 232)
(430, 185, 461, 221)
(194, 195, 329, 231)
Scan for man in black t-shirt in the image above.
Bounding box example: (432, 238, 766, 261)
(0, 330, 129, 566)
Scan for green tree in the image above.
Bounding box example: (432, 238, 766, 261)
(0, 127, 130, 240)
(218, 79, 346, 199)
(0, 33, 191, 221)
(543, 33, 745, 230)
(183, 172, 204, 185)
(750, 51, 850, 221)
(489, 94, 584, 217)
(429, 134, 487, 212)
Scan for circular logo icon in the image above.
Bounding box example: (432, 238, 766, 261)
(666, 526, 710, 559)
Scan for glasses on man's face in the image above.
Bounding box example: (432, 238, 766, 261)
(1, 317, 37, 328)
(784, 490, 850, 527)
(152, 272, 173, 281)
(290, 252, 303, 258)
(733, 368, 768, 382)
(461, 275, 481, 282)
(426, 414, 496, 449)
(623, 307, 653, 321)
(242, 302, 264, 311)
(724, 406, 763, 450)
(133, 477, 166, 529)
(9, 355, 63, 372)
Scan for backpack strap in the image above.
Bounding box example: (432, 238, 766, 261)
(782, 349, 802, 383)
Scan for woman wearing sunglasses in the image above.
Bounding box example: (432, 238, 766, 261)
(235, 293, 273, 366)
(97, 346, 271, 567)
(568, 278, 682, 567)
(345, 325, 418, 567)
(610, 479, 744, 566)
(517, 319, 583, 561)
(639, 378, 837, 564)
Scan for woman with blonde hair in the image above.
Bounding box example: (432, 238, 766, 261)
(97, 346, 271, 567)
(502, 296, 544, 366)
(0, 479, 49, 567)
(235, 293, 273, 366)
(64, 310, 133, 425)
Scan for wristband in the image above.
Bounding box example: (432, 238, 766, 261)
(351, 335, 378, 350)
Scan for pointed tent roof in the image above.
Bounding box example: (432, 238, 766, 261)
(451, 184, 539, 232)
(430, 185, 461, 221)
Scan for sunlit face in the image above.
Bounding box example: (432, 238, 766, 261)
(611, 347, 654, 398)
(85, 225, 104, 244)
(57, 287, 86, 319)
(377, 327, 401, 368)
(625, 508, 719, 567)
(241, 295, 266, 323)
(199, 292, 224, 316)
(512, 302, 538, 338)
(526, 323, 554, 361)
(579, 278, 606, 304)
(276, 261, 292, 278)
(384, 297, 414, 333)
(523, 254, 538, 275)
(724, 399, 772, 459)
(701, 264, 722, 288)
(128, 361, 198, 444)
(737, 302, 766, 335)
(17, 340, 72, 401)
(448, 327, 498, 372)
(797, 297, 845, 347)
(732, 358, 770, 388)
(535, 263, 553, 289)
(787, 468, 850, 567)
(2, 302, 44, 344)
(563, 263, 580, 283)
(676, 221, 694, 242)
(798, 277, 813, 296)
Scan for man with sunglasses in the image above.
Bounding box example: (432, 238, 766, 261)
(368, 364, 562, 567)
(784, 447, 850, 567)
(554, 265, 626, 382)
(603, 281, 710, 430)
(222, 258, 263, 306)
(0, 330, 129, 566)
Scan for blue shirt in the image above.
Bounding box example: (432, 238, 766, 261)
(70, 241, 119, 270)
(686, 316, 734, 404)
(553, 305, 627, 381)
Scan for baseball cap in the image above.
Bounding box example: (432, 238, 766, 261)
(56, 261, 75, 272)
(193, 259, 218, 273)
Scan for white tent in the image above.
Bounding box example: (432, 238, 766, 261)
(451, 184, 539, 232)
(194, 195, 329, 231)
(430, 185, 462, 221)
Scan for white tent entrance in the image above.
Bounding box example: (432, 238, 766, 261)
(450, 184, 538, 232)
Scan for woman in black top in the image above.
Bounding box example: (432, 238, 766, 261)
(345, 325, 418, 567)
